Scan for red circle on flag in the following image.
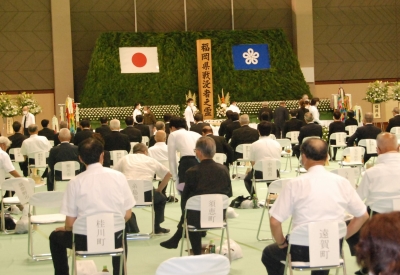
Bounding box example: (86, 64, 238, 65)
(132, 53, 147, 68)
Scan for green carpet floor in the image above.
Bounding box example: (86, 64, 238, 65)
(0, 152, 361, 274)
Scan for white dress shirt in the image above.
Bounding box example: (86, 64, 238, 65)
(308, 105, 320, 124)
(21, 112, 35, 129)
(249, 136, 281, 163)
(148, 142, 168, 161)
(226, 104, 240, 114)
(357, 153, 400, 213)
(270, 165, 366, 230)
(184, 106, 194, 129)
(132, 109, 142, 123)
(114, 153, 169, 181)
(167, 129, 201, 181)
(0, 147, 16, 182)
(20, 134, 51, 156)
(61, 163, 135, 234)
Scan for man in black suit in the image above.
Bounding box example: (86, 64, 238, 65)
(163, 113, 172, 134)
(218, 110, 233, 137)
(121, 116, 142, 143)
(47, 129, 81, 191)
(229, 114, 259, 160)
(54, 121, 75, 146)
(134, 115, 150, 139)
(260, 112, 279, 137)
(273, 101, 289, 139)
(347, 112, 381, 163)
(293, 112, 323, 159)
(283, 109, 304, 138)
(73, 119, 93, 146)
(328, 110, 346, 160)
(386, 107, 400, 133)
(160, 137, 232, 255)
(189, 113, 210, 135)
(7, 121, 28, 176)
(38, 119, 55, 141)
(103, 119, 131, 154)
(95, 116, 112, 138)
(258, 102, 273, 122)
(224, 112, 241, 142)
(202, 126, 233, 169)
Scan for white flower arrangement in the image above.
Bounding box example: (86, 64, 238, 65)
(391, 82, 400, 101)
(0, 93, 19, 117)
(16, 92, 42, 115)
(363, 80, 390, 104)
(216, 89, 230, 118)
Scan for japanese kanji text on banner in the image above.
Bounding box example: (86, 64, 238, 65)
(196, 39, 214, 119)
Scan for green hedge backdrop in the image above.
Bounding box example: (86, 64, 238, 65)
(80, 29, 310, 108)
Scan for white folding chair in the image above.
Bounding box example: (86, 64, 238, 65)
(8, 148, 24, 176)
(339, 147, 365, 169)
(142, 136, 150, 147)
(53, 161, 81, 190)
(303, 136, 321, 142)
(252, 158, 281, 195)
(71, 213, 126, 275)
(369, 198, 400, 219)
(286, 131, 300, 145)
(330, 167, 360, 189)
(28, 191, 65, 261)
(110, 150, 128, 168)
(179, 194, 231, 262)
(283, 221, 347, 275)
(390, 127, 400, 134)
(213, 153, 227, 165)
(126, 179, 154, 240)
(233, 144, 251, 178)
(156, 254, 230, 275)
(257, 178, 292, 241)
(276, 139, 292, 172)
(129, 142, 138, 153)
(358, 139, 378, 164)
(328, 132, 347, 160)
(345, 125, 357, 137)
(27, 151, 49, 179)
(1, 178, 35, 233)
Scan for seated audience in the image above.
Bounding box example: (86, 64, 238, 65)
(218, 110, 233, 137)
(189, 113, 210, 135)
(7, 121, 28, 176)
(224, 112, 240, 142)
(103, 119, 130, 154)
(385, 107, 400, 133)
(293, 112, 322, 159)
(282, 109, 303, 138)
(258, 101, 273, 122)
(345, 110, 358, 127)
(229, 114, 259, 161)
(134, 115, 150, 139)
(328, 110, 346, 161)
(149, 121, 166, 147)
(73, 119, 93, 146)
(95, 116, 111, 138)
(202, 126, 233, 170)
(121, 116, 142, 143)
(38, 119, 55, 141)
(54, 121, 75, 146)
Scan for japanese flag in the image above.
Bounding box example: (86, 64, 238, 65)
(119, 47, 159, 73)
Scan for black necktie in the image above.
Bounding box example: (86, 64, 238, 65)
(24, 115, 27, 129)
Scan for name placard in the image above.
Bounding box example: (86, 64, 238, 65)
(309, 221, 340, 267)
(87, 213, 114, 252)
(262, 160, 277, 180)
(61, 161, 75, 180)
(13, 179, 33, 205)
(34, 152, 46, 167)
(200, 195, 223, 228)
(243, 144, 251, 160)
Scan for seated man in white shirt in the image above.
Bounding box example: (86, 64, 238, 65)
(261, 138, 368, 275)
(49, 138, 135, 275)
(244, 121, 281, 197)
(114, 143, 172, 234)
(148, 130, 169, 196)
(346, 132, 400, 258)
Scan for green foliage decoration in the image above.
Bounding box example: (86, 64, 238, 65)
(80, 29, 310, 108)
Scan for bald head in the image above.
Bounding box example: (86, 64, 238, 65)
(393, 107, 399, 115)
(377, 133, 399, 154)
(155, 121, 165, 131)
(201, 126, 213, 136)
(154, 130, 166, 143)
(239, 114, 250, 126)
(364, 112, 373, 123)
(59, 128, 71, 142)
(59, 121, 68, 129)
(304, 112, 314, 123)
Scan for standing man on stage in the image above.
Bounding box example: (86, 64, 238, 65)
(132, 102, 142, 124)
(184, 98, 195, 130)
(227, 100, 240, 114)
(21, 106, 35, 137)
(168, 116, 201, 191)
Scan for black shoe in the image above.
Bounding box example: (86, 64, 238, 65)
(155, 227, 170, 234)
(201, 231, 207, 238)
(160, 238, 179, 249)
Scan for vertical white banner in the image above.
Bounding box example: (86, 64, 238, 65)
(129, 181, 144, 204)
(365, 140, 377, 154)
(290, 132, 299, 143)
(309, 221, 340, 267)
(243, 144, 251, 160)
(262, 160, 277, 180)
(87, 213, 115, 252)
(335, 133, 346, 146)
(350, 147, 362, 163)
(200, 195, 223, 228)
(13, 148, 24, 162)
(61, 161, 75, 180)
(34, 152, 46, 167)
(112, 151, 124, 167)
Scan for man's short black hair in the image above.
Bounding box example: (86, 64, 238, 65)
(311, 98, 320, 106)
(186, 98, 193, 104)
(333, 110, 341, 120)
(225, 110, 233, 119)
(260, 112, 269, 121)
(134, 102, 141, 108)
(136, 115, 143, 123)
(41, 119, 49, 127)
(99, 116, 108, 124)
(125, 116, 134, 126)
(12, 121, 21, 132)
(163, 113, 172, 122)
(231, 112, 239, 121)
(194, 113, 203, 122)
(80, 119, 90, 128)
(78, 138, 104, 165)
(347, 110, 355, 119)
(290, 109, 298, 117)
(257, 121, 272, 136)
(170, 116, 186, 129)
(300, 138, 328, 161)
